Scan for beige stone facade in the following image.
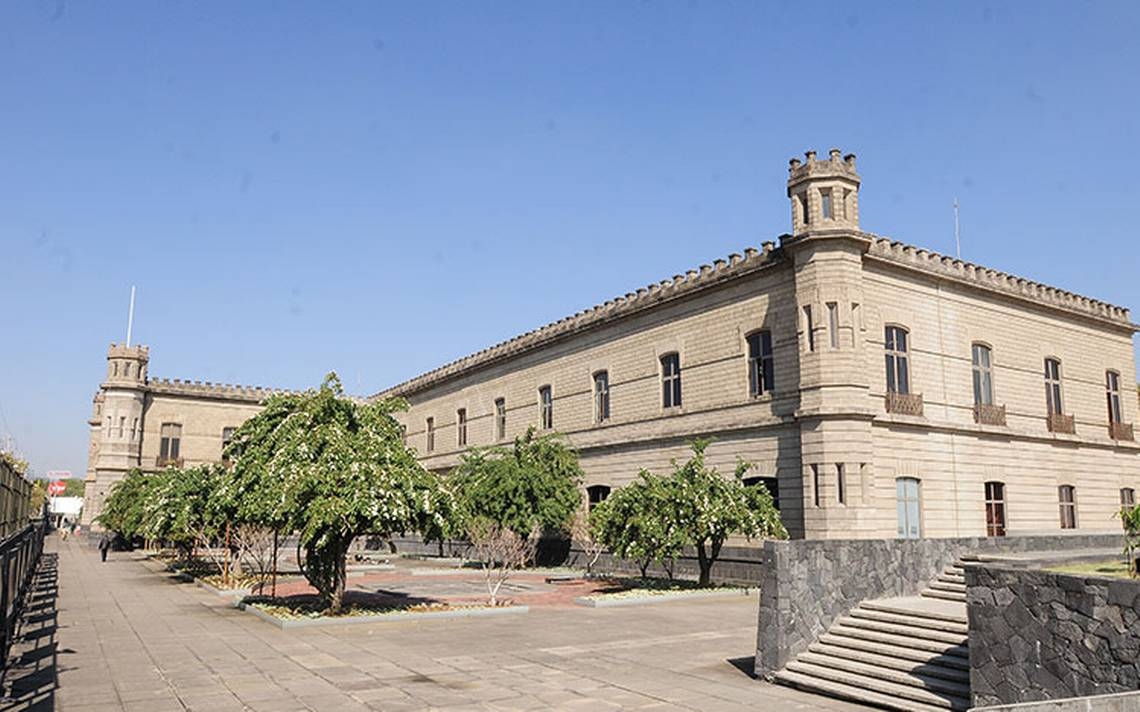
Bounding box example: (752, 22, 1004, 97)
(376, 149, 1140, 540)
(82, 344, 282, 529)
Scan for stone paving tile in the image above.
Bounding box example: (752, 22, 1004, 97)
(45, 535, 876, 711)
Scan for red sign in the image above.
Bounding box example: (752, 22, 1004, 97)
(47, 481, 66, 496)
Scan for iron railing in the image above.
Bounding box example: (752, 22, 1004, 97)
(974, 403, 1007, 426)
(885, 391, 924, 416)
(1047, 412, 1076, 434)
(0, 521, 46, 667)
(1110, 422, 1135, 441)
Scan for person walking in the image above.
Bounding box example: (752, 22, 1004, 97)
(98, 532, 111, 562)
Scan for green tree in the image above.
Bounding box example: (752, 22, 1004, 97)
(663, 440, 786, 586)
(138, 465, 224, 562)
(30, 480, 47, 518)
(62, 479, 86, 497)
(1119, 502, 1140, 577)
(590, 472, 684, 578)
(97, 469, 155, 542)
(451, 428, 583, 539)
(225, 373, 440, 613)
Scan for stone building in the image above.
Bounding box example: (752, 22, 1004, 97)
(82, 344, 284, 529)
(376, 149, 1140, 540)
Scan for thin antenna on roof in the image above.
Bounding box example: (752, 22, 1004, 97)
(953, 198, 961, 259)
(126, 286, 137, 347)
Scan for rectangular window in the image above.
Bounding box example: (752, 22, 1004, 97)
(118, 416, 126, 439)
(984, 481, 1006, 537)
(494, 398, 506, 440)
(1059, 485, 1077, 529)
(851, 302, 861, 331)
(1106, 371, 1123, 424)
(812, 464, 821, 508)
(1122, 488, 1136, 509)
(456, 409, 467, 447)
(131, 418, 139, 442)
(747, 331, 775, 398)
(972, 344, 994, 406)
(801, 193, 810, 225)
(587, 485, 611, 511)
(593, 372, 610, 423)
(836, 463, 846, 505)
(821, 190, 832, 219)
(827, 302, 839, 349)
(896, 477, 922, 539)
(884, 326, 910, 394)
(1045, 359, 1064, 415)
(804, 306, 815, 352)
(426, 417, 435, 453)
(159, 423, 181, 463)
(221, 427, 235, 460)
(539, 386, 553, 429)
(660, 354, 682, 408)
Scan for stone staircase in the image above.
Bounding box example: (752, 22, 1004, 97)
(773, 562, 971, 711)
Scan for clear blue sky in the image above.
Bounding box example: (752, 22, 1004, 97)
(2, 2, 1138, 479)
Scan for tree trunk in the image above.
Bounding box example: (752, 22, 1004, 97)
(696, 542, 711, 587)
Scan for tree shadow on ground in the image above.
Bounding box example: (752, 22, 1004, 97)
(1, 553, 71, 711)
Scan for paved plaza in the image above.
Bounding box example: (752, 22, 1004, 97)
(4, 535, 871, 711)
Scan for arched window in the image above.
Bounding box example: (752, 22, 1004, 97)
(494, 398, 506, 440)
(539, 386, 553, 429)
(587, 485, 611, 511)
(593, 371, 610, 423)
(1058, 485, 1077, 529)
(1121, 488, 1136, 509)
(884, 326, 910, 394)
(896, 477, 922, 539)
(984, 481, 1006, 537)
(660, 353, 681, 408)
(1044, 358, 1064, 415)
(746, 331, 774, 398)
(743, 476, 780, 512)
(972, 343, 994, 406)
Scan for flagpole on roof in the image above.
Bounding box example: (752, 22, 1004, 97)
(126, 286, 136, 347)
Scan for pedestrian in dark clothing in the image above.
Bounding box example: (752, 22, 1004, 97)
(98, 533, 111, 562)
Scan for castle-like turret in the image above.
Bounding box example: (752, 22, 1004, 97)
(93, 343, 148, 474)
(783, 148, 875, 539)
(787, 148, 860, 236)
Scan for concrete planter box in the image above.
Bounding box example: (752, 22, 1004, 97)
(574, 588, 751, 608)
(238, 601, 529, 629)
(196, 578, 253, 598)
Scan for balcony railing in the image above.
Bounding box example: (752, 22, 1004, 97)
(1109, 422, 1135, 441)
(1046, 412, 1075, 435)
(155, 456, 184, 469)
(974, 403, 1007, 427)
(885, 391, 924, 417)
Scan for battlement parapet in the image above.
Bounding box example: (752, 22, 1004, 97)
(374, 243, 783, 399)
(107, 343, 149, 361)
(867, 237, 1133, 327)
(146, 376, 294, 402)
(788, 148, 859, 187)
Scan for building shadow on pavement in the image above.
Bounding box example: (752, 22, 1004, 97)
(1, 553, 70, 711)
(726, 655, 757, 678)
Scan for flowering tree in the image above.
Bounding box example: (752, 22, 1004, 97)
(225, 373, 442, 613)
(663, 440, 785, 585)
(591, 472, 684, 578)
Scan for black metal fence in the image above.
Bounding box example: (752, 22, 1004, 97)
(0, 461, 32, 540)
(0, 521, 46, 667)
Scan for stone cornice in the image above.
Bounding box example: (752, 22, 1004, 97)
(865, 237, 1134, 331)
(374, 243, 786, 399)
(145, 377, 290, 403)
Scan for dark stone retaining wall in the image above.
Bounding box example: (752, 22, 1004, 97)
(381, 536, 767, 584)
(968, 564, 1140, 708)
(753, 534, 1124, 678)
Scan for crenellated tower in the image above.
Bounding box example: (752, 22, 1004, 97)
(85, 344, 149, 528)
(781, 149, 876, 539)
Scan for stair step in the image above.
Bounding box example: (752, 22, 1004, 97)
(783, 661, 969, 710)
(829, 625, 969, 658)
(921, 588, 967, 602)
(774, 669, 953, 712)
(798, 650, 971, 693)
(836, 616, 967, 646)
(939, 572, 966, 584)
(808, 642, 970, 683)
(849, 608, 969, 636)
(927, 581, 967, 594)
(818, 633, 970, 670)
(861, 599, 968, 625)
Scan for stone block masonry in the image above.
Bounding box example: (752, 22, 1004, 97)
(968, 563, 1140, 708)
(753, 533, 1124, 678)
